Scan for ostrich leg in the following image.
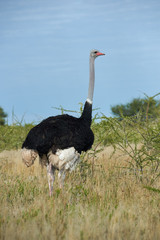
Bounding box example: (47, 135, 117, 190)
(58, 169, 66, 189)
(47, 162, 55, 196)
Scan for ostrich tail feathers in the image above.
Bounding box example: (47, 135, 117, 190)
(22, 148, 38, 167)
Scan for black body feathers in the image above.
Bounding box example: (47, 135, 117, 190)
(22, 101, 94, 155)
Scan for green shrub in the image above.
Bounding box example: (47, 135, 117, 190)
(0, 124, 34, 152)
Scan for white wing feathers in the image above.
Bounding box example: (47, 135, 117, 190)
(48, 147, 80, 172)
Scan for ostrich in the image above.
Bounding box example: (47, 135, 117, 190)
(22, 49, 105, 196)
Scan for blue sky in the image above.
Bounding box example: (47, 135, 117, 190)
(0, 0, 160, 124)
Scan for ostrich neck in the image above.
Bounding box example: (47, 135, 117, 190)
(81, 56, 95, 125)
(87, 56, 95, 104)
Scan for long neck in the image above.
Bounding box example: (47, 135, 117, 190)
(81, 56, 95, 125)
(87, 56, 95, 104)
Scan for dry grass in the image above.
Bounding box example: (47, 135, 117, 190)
(0, 148, 160, 240)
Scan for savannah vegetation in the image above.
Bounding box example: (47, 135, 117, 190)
(0, 95, 160, 240)
(0, 107, 7, 126)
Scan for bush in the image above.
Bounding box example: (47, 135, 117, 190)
(0, 107, 8, 125)
(0, 124, 34, 152)
(111, 93, 160, 119)
(98, 114, 160, 183)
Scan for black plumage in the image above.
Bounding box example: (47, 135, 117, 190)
(22, 101, 94, 156)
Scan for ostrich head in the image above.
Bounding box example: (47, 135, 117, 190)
(90, 49, 105, 59)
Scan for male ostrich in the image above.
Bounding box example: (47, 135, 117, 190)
(22, 49, 105, 196)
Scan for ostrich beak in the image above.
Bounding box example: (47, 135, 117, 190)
(96, 52, 105, 56)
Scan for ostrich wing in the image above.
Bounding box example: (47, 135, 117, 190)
(22, 114, 94, 155)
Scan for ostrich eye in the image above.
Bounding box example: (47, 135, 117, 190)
(94, 51, 98, 54)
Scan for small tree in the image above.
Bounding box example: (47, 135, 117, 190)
(111, 97, 160, 119)
(0, 107, 8, 125)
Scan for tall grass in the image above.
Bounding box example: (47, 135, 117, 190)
(1, 103, 160, 239)
(0, 149, 160, 240)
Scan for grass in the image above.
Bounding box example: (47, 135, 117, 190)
(1, 148, 160, 240)
(1, 104, 160, 239)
